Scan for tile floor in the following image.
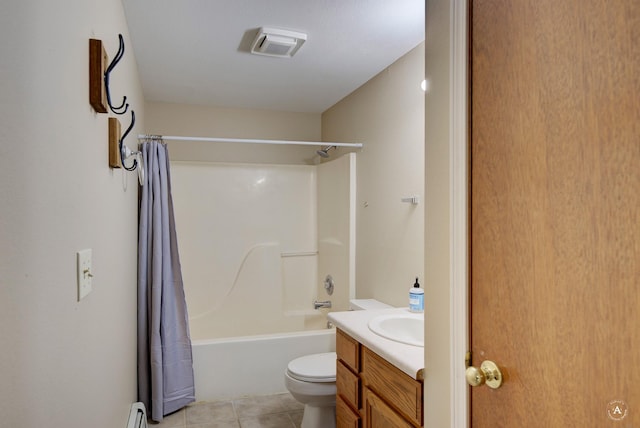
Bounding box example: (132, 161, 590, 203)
(148, 393, 304, 428)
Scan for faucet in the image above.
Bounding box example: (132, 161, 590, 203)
(314, 300, 332, 310)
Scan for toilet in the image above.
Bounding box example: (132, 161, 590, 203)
(285, 352, 337, 428)
(284, 299, 393, 428)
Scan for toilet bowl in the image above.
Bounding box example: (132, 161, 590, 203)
(284, 352, 337, 428)
(285, 299, 393, 427)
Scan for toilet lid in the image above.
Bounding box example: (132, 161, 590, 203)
(287, 352, 337, 383)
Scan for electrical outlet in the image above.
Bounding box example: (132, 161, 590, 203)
(77, 249, 93, 301)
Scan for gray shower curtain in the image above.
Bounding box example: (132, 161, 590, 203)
(137, 140, 195, 422)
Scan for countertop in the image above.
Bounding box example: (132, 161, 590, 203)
(328, 307, 424, 380)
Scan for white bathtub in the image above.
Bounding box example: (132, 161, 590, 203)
(192, 328, 336, 401)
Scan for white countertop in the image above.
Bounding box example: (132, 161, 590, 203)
(328, 307, 424, 380)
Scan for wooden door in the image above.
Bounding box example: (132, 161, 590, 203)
(470, 0, 640, 426)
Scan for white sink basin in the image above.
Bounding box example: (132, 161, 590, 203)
(367, 312, 424, 347)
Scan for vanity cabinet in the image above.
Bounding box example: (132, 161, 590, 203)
(336, 328, 424, 428)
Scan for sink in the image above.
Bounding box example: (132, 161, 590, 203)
(367, 312, 424, 347)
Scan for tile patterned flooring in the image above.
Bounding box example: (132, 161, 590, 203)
(148, 393, 304, 428)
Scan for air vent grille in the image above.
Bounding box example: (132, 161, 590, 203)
(250, 27, 307, 58)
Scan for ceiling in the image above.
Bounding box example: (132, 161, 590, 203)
(121, 0, 425, 113)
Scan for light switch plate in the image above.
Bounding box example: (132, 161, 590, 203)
(77, 249, 92, 301)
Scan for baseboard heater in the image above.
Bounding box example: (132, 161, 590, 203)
(126, 402, 147, 428)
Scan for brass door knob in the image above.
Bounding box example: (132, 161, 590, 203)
(465, 360, 503, 389)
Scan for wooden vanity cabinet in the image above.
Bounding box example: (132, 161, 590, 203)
(336, 328, 424, 428)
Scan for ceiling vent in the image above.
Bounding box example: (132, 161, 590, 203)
(250, 27, 307, 58)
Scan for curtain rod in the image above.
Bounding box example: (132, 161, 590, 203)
(137, 134, 363, 149)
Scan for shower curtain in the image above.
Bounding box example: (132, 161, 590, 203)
(137, 140, 195, 422)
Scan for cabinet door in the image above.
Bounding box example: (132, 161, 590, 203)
(363, 387, 413, 428)
(361, 347, 422, 425)
(337, 394, 361, 428)
(336, 329, 360, 372)
(337, 360, 360, 409)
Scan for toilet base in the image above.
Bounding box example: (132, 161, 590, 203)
(301, 403, 336, 428)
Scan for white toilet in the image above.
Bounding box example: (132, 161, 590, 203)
(284, 299, 393, 428)
(285, 352, 337, 428)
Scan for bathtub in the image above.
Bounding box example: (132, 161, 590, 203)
(192, 328, 336, 401)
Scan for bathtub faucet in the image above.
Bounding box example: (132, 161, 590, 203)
(313, 300, 332, 310)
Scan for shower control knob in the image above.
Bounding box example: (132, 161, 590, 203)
(324, 275, 334, 295)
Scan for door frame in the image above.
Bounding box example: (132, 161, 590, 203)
(449, 0, 469, 426)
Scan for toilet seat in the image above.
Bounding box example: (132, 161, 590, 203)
(286, 352, 336, 383)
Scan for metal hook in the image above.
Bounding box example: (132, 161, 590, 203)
(119, 110, 137, 172)
(104, 34, 129, 115)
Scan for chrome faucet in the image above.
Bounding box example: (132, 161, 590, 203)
(313, 300, 332, 310)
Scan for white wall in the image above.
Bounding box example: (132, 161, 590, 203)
(0, 1, 143, 426)
(145, 102, 322, 164)
(424, 0, 453, 426)
(322, 43, 425, 307)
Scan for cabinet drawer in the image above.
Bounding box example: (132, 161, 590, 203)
(361, 347, 423, 426)
(336, 329, 360, 372)
(337, 360, 360, 409)
(363, 387, 413, 428)
(337, 394, 361, 428)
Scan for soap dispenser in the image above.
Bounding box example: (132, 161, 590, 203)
(409, 277, 424, 313)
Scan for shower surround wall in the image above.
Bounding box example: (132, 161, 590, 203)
(170, 154, 355, 340)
